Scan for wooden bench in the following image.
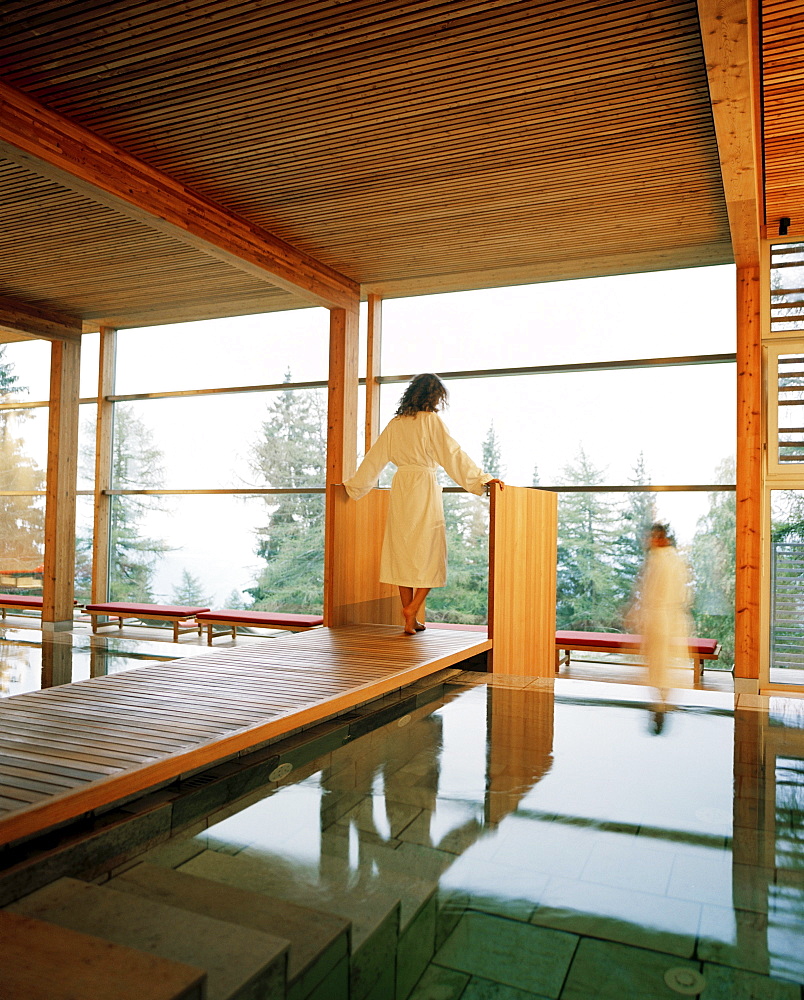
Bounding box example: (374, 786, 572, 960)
(0, 594, 44, 619)
(555, 630, 722, 681)
(84, 602, 210, 642)
(195, 609, 324, 644)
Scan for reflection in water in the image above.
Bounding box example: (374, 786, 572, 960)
(180, 680, 804, 992)
(0, 631, 180, 697)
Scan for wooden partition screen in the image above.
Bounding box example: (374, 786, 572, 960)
(488, 486, 557, 676)
(325, 485, 398, 626)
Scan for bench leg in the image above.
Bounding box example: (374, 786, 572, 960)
(173, 622, 179, 643)
(693, 657, 702, 683)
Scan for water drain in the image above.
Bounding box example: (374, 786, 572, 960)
(269, 762, 294, 782)
(397, 714, 412, 727)
(664, 967, 706, 995)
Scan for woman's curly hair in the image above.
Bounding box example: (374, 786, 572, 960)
(395, 373, 448, 416)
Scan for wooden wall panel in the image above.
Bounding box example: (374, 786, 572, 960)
(488, 486, 557, 677)
(324, 485, 398, 627)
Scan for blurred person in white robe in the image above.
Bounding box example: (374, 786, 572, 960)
(344, 373, 504, 635)
(630, 523, 694, 710)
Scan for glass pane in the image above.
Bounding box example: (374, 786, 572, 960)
(777, 352, 804, 464)
(380, 365, 735, 487)
(78, 403, 96, 491)
(109, 494, 324, 614)
(79, 331, 100, 399)
(554, 490, 734, 668)
(426, 494, 489, 624)
(770, 489, 804, 686)
(0, 339, 51, 401)
(381, 265, 736, 374)
(114, 309, 330, 394)
(111, 389, 327, 490)
(75, 494, 94, 604)
(0, 491, 45, 594)
(770, 242, 804, 335)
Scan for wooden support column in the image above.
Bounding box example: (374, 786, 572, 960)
(365, 293, 383, 454)
(92, 327, 116, 604)
(324, 303, 360, 626)
(43, 338, 81, 629)
(735, 265, 762, 682)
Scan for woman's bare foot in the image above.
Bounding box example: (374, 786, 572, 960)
(415, 620, 426, 631)
(402, 606, 419, 635)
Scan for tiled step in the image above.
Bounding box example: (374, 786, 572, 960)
(6, 876, 288, 1000)
(0, 909, 205, 1000)
(110, 862, 350, 1000)
(168, 847, 438, 1000)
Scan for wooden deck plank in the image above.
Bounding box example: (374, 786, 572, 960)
(0, 625, 488, 845)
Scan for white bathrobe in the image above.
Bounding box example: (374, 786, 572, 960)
(344, 411, 491, 588)
(638, 545, 694, 691)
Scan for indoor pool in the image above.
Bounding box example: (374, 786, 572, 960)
(129, 675, 804, 999)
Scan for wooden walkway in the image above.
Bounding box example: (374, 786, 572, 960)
(0, 625, 489, 846)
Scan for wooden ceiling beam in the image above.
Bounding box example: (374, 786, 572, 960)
(0, 295, 82, 342)
(0, 81, 359, 310)
(696, 0, 763, 266)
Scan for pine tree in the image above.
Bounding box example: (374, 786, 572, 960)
(247, 375, 327, 612)
(556, 448, 622, 630)
(481, 422, 504, 479)
(171, 568, 211, 606)
(612, 453, 657, 612)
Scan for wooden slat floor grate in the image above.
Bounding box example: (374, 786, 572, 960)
(0, 625, 489, 846)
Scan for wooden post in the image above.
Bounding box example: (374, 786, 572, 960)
(42, 338, 81, 629)
(324, 303, 360, 626)
(735, 265, 762, 682)
(92, 327, 116, 604)
(488, 486, 557, 676)
(365, 293, 383, 455)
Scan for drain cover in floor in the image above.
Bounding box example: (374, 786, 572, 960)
(664, 967, 706, 995)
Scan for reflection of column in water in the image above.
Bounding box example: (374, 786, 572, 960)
(485, 685, 554, 825)
(731, 705, 789, 978)
(90, 637, 110, 678)
(41, 637, 73, 689)
(318, 707, 443, 891)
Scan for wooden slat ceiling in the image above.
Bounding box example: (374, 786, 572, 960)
(762, 0, 804, 239)
(0, 0, 734, 329)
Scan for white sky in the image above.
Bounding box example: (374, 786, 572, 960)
(4, 264, 737, 604)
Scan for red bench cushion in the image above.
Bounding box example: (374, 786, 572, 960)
(555, 630, 719, 656)
(0, 595, 44, 608)
(196, 610, 323, 628)
(85, 603, 210, 616)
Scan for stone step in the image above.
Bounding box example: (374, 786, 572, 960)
(0, 909, 205, 1000)
(7, 876, 289, 1000)
(169, 847, 438, 1000)
(111, 861, 350, 1000)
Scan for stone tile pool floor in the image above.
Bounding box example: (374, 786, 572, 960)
(137, 674, 804, 999)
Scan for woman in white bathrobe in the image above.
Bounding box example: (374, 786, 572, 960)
(634, 523, 694, 699)
(344, 374, 504, 634)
